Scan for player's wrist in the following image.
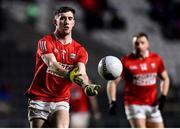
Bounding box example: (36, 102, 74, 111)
(110, 100, 116, 105)
(64, 70, 70, 78)
(160, 94, 166, 100)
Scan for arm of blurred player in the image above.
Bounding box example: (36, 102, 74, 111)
(107, 76, 121, 103)
(88, 96, 101, 120)
(160, 70, 170, 96)
(158, 70, 170, 110)
(41, 53, 68, 77)
(107, 76, 121, 115)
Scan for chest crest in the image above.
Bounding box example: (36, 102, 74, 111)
(140, 63, 147, 71)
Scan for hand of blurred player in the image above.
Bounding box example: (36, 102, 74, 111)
(68, 67, 83, 86)
(84, 84, 101, 96)
(94, 111, 101, 120)
(158, 95, 166, 111)
(109, 101, 117, 115)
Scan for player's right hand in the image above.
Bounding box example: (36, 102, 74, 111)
(68, 67, 84, 86)
(109, 101, 117, 115)
(158, 95, 166, 111)
(84, 84, 101, 96)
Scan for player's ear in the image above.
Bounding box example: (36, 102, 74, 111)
(72, 19, 75, 27)
(53, 19, 57, 26)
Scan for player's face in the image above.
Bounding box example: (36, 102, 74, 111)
(55, 11, 75, 35)
(132, 36, 149, 54)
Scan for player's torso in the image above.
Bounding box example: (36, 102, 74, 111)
(123, 55, 159, 86)
(29, 35, 85, 101)
(122, 52, 161, 105)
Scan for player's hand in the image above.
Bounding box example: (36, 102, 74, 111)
(68, 67, 83, 86)
(109, 101, 117, 115)
(158, 95, 166, 111)
(84, 84, 101, 96)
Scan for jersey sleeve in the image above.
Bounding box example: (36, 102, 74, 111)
(77, 47, 88, 64)
(37, 38, 53, 56)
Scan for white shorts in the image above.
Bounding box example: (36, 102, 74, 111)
(125, 104, 163, 123)
(70, 112, 90, 128)
(28, 99, 70, 121)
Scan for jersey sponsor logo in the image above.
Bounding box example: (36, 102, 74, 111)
(129, 65, 138, 70)
(133, 73, 157, 86)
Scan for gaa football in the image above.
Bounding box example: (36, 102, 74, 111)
(98, 56, 123, 80)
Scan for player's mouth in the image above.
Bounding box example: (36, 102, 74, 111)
(64, 26, 70, 30)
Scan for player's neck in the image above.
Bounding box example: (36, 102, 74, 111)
(134, 50, 149, 59)
(54, 31, 72, 44)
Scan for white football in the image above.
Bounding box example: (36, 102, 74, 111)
(98, 56, 123, 80)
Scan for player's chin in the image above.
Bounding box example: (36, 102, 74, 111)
(63, 30, 71, 35)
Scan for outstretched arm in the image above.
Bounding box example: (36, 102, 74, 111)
(76, 62, 90, 88)
(72, 62, 101, 96)
(41, 53, 69, 77)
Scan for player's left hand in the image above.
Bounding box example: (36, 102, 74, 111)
(158, 95, 166, 111)
(84, 84, 101, 96)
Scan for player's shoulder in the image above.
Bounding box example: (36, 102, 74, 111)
(149, 51, 161, 58)
(39, 34, 55, 42)
(72, 39, 86, 49)
(122, 53, 134, 60)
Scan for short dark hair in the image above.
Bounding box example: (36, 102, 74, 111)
(54, 6, 75, 19)
(132, 32, 149, 40)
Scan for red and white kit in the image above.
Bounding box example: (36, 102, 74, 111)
(26, 34, 88, 102)
(121, 51, 165, 106)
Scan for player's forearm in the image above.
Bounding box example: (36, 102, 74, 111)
(107, 81, 117, 103)
(79, 74, 90, 88)
(89, 96, 99, 113)
(41, 54, 69, 77)
(49, 61, 68, 77)
(160, 77, 170, 96)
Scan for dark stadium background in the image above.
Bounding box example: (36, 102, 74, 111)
(0, 0, 180, 127)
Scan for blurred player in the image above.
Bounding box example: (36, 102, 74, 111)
(107, 32, 170, 128)
(25, 6, 100, 128)
(70, 83, 101, 128)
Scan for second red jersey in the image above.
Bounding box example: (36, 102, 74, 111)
(70, 84, 89, 112)
(121, 51, 165, 105)
(26, 34, 88, 102)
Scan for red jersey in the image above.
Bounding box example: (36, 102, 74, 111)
(70, 84, 88, 112)
(26, 34, 88, 102)
(121, 51, 165, 105)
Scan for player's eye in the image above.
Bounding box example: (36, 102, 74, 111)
(68, 17, 74, 20)
(60, 17, 66, 20)
(135, 42, 139, 46)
